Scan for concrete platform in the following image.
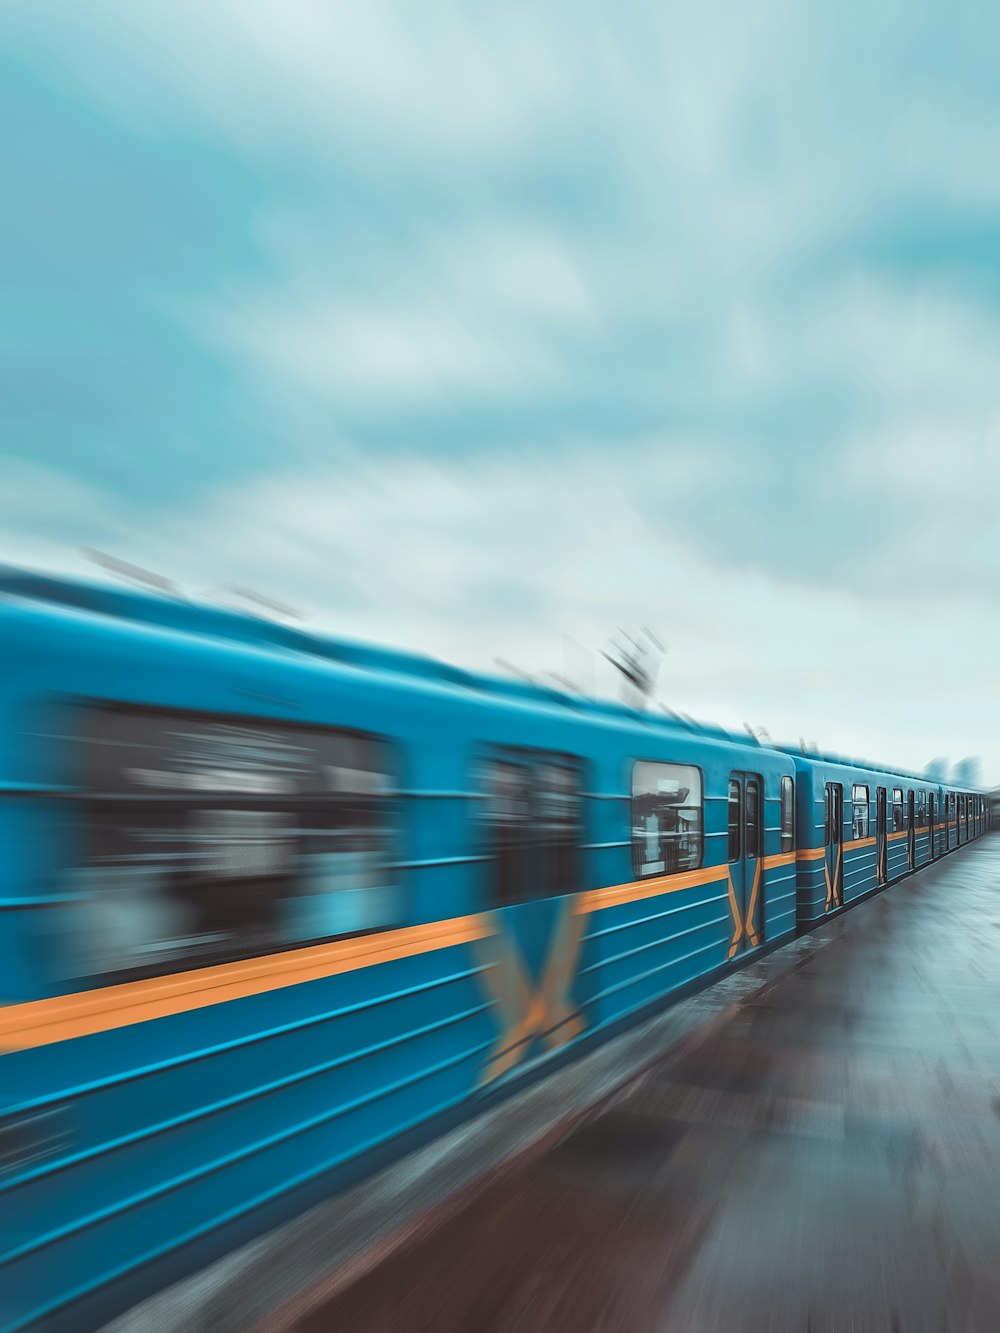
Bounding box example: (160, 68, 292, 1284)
(285, 837, 1000, 1333)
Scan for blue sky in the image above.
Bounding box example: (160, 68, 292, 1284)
(2, 1, 999, 779)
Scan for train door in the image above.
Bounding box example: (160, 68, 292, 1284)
(727, 772, 763, 956)
(824, 782, 843, 910)
(907, 790, 915, 870)
(876, 787, 887, 884)
(929, 793, 937, 858)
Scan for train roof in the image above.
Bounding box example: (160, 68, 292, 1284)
(0, 565, 754, 745)
(0, 566, 982, 789)
(772, 745, 978, 790)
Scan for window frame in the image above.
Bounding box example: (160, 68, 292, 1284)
(479, 747, 586, 907)
(744, 776, 762, 860)
(727, 778, 742, 863)
(73, 701, 403, 985)
(780, 775, 795, 853)
(852, 784, 870, 840)
(631, 759, 704, 878)
(892, 788, 904, 832)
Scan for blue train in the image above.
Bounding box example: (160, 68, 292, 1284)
(0, 569, 989, 1331)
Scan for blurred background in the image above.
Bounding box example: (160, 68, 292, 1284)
(2, 0, 998, 781)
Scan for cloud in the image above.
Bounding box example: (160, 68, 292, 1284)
(0, 0, 575, 161)
(191, 218, 597, 407)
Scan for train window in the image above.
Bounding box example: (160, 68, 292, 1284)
(481, 753, 582, 905)
(727, 780, 741, 862)
(852, 785, 870, 839)
(824, 786, 831, 845)
(632, 761, 703, 877)
(69, 706, 399, 983)
(536, 761, 582, 897)
(745, 779, 760, 858)
(780, 776, 794, 853)
(892, 789, 903, 831)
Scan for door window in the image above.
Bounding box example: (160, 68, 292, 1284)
(728, 780, 741, 862)
(745, 779, 761, 858)
(852, 785, 870, 839)
(780, 776, 795, 853)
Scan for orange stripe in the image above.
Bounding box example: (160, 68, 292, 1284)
(576, 863, 728, 915)
(844, 835, 877, 850)
(886, 830, 908, 842)
(3, 813, 944, 1055)
(761, 850, 797, 869)
(0, 915, 489, 1053)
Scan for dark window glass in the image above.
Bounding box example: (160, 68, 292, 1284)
(482, 754, 582, 905)
(728, 779, 741, 862)
(632, 761, 703, 876)
(536, 761, 581, 897)
(832, 785, 842, 843)
(71, 706, 398, 983)
(483, 758, 533, 907)
(892, 789, 904, 831)
(745, 779, 760, 858)
(824, 786, 831, 846)
(780, 775, 794, 853)
(852, 785, 870, 839)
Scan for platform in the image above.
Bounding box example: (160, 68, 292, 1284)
(108, 836, 1000, 1333)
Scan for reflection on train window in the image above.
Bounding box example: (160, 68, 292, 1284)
(852, 785, 869, 839)
(727, 780, 741, 862)
(892, 788, 904, 831)
(71, 706, 399, 983)
(481, 753, 581, 905)
(780, 775, 794, 853)
(632, 761, 703, 877)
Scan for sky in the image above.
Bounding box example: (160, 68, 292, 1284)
(1, 1, 999, 782)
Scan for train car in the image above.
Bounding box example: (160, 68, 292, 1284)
(0, 570, 987, 1331)
(789, 754, 979, 926)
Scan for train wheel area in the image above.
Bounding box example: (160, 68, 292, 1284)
(103, 835, 1000, 1333)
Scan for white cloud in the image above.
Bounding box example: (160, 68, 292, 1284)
(1, 0, 575, 160)
(190, 217, 598, 406)
(207, 297, 554, 406)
